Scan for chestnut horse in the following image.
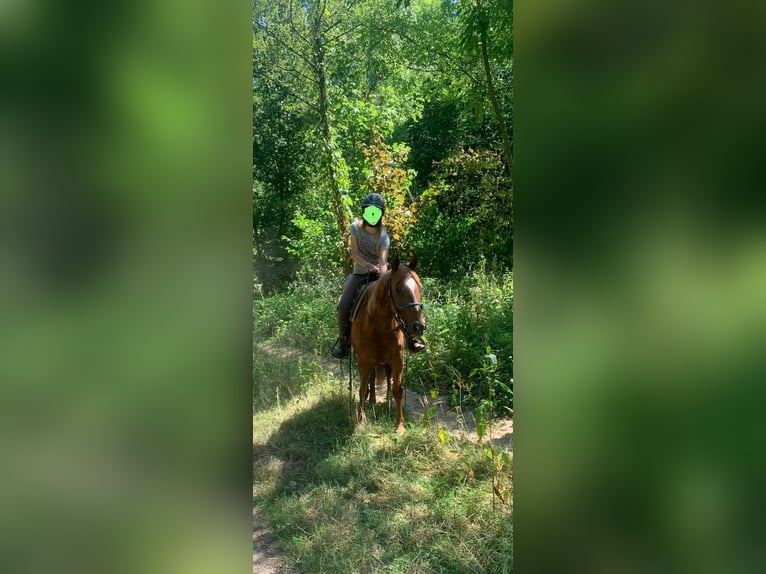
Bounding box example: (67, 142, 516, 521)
(350, 254, 426, 432)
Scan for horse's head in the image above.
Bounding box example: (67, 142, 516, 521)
(389, 254, 427, 338)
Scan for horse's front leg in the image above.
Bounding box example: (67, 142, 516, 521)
(391, 360, 405, 433)
(357, 363, 373, 424)
(368, 368, 377, 404)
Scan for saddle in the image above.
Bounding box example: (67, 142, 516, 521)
(349, 274, 379, 324)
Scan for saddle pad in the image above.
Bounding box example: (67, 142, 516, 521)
(350, 282, 372, 323)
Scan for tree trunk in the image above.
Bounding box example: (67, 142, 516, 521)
(477, 0, 513, 185)
(313, 20, 350, 270)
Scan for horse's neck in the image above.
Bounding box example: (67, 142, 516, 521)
(369, 272, 395, 320)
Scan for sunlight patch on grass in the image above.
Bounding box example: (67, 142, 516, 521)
(253, 335, 512, 573)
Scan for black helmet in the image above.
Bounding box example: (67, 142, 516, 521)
(361, 193, 386, 212)
(361, 193, 386, 226)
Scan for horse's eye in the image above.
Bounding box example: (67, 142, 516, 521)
(396, 286, 402, 294)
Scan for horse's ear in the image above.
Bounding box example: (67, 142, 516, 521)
(391, 255, 400, 272)
(408, 253, 419, 272)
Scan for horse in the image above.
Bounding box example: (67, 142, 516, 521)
(350, 254, 426, 433)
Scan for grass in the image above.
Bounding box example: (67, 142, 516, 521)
(253, 270, 513, 411)
(253, 346, 513, 574)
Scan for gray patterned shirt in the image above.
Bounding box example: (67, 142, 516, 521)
(350, 220, 390, 275)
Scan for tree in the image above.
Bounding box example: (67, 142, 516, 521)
(458, 0, 513, 182)
(254, 0, 357, 269)
(410, 148, 512, 278)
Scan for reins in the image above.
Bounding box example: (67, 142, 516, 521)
(386, 270, 424, 339)
(344, 265, 423, 426)
(363, 269, 424, 335)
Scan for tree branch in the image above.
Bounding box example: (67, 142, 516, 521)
(288, 0, 313, 49)
(255, 19, 316, 71)
(396, 28, 486, 88)
(324, 22, 363, 45)
(254, 68, 319, 112)
(272, 60, 315, 86)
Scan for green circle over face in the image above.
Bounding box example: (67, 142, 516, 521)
(363, 205, 382, 226)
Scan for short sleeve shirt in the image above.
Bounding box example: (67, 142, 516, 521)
(350, 220, 390, 275)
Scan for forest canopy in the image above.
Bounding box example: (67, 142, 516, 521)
(253, 0, 513, 292)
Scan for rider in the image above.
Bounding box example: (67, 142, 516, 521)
(331, 193, 426, 359)
(331, 193, 389, 359)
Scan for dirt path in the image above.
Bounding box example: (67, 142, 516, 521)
(254, 343, 513, 573)
(256, 341, 513, 449)
(253, 508, 297, 574)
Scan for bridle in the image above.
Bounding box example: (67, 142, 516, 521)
(364, 268, 424, 336)
(386, 269, 424, 337)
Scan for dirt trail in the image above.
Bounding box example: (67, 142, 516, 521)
(256, 342, 513, 450)
(253, 509, 296, 574)
(253, 343, 513, 573)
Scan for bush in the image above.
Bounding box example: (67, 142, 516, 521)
(410, 149, 512, 280)
(253, 275, 340, 354)
(408, 270, 513, 413)
(253, 270, 513, 412)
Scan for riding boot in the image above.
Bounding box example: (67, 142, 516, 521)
(407, 337, 426, 354)
(331, 334, 350, 359)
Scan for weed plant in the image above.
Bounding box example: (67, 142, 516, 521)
(408, 270, 513, 412)
(253, 274, 339, 355)
(253, 346, 513, 574)
(253, 270, 513, 413)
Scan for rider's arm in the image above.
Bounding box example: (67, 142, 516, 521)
(350, 235, 375, 272)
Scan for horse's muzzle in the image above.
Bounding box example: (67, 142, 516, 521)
(412, 321, 426, 336)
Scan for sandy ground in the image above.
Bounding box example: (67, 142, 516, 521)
(253, 343, 513, 573)
(256, 342, 513, 447)
(253, 509, 297, 574)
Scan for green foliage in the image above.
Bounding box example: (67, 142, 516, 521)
(253, 269, 513, 413)
(253, 0, 513, 292)
(410, 149, 512, 279)
(253, 275, 340, 355)
(458, 0, 513, 61)
(252, 90, 318, 292)
(409, 270, 513, 413)
(283, 210, 343, 283)
(253, 356, 513, 573)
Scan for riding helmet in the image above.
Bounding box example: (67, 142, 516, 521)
(361, 193, 386, 214)
(360, 193, 386, 226)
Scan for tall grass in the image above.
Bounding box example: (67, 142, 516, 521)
(253, 275, 339, 355)
(253, 346, 513, 574)
(409, 271, 513, 412)
(253, 270, 513, 412)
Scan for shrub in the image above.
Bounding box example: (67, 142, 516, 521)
(409, 270, 513, 412)
(410, 149, 512, 280)
(253, 275, 340, 354)
(253, 269, 513, 412)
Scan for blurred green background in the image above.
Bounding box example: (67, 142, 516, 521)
(0, 1, 252, 573)
(517, 1, 766, 573)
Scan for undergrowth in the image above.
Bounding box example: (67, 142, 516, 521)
(253, 346, 513, 574)
(253, 270, 513, 412)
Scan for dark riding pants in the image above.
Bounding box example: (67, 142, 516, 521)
(337, 273, 367, 337)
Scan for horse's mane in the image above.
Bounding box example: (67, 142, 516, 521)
(365, 263, 421, 319)
(366, 270, 392, 318)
